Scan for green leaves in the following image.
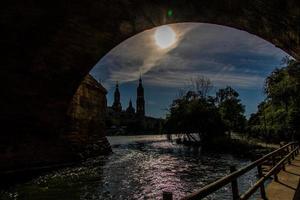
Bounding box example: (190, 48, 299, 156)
(217, 86, 246, 133)
(164, 83, 246, 143)
(248, 59, 300, 142)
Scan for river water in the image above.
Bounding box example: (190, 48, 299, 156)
(0, 135, 261, 200)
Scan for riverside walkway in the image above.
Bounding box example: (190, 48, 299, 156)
(265, 153, 300, 200)
(162, 142, 300, 200)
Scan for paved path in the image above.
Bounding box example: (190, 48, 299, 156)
(266, 154, 300, 200)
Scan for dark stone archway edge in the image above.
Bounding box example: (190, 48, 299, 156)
(0, 0, 299, 171)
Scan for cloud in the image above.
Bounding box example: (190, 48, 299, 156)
(90, 24, 197, 85)
(90, 23, 288, 90)
(144, 70, 264, 88)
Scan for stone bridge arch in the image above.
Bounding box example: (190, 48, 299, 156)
(1, 0, 300, 164)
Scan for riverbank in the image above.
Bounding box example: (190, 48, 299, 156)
(171, 133, 277, 160)
(203, 136, 275, 159)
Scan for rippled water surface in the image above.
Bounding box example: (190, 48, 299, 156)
(1, 135, 260, 200)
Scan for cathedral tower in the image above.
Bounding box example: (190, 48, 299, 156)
(136, 76, 145, 116)
(112, 82, 122, 112)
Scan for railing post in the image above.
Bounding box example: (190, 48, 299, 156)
(272, 156, 278, 181)
(287, 146, 292, 164)
(292, 145, 295, 160)
(230, 166, 240, 200)
(280, 147, 284, 160)
(257, 165, 267, 200)
(282, 147, 286, 171)
(163, 191, 173, 200)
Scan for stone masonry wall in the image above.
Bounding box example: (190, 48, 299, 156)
(0, 75, 111, 175)
(66, 74, 111, 158)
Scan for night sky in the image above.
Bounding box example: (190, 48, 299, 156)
(90, 23, 289, 119)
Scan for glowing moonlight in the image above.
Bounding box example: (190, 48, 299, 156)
(154, 25, 177, 49)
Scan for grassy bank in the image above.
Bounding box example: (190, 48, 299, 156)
(173, 134, 277, 160)
(204, 136, 276, 159)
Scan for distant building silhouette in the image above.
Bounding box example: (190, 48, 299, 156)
(126, 99, 135, 114)
(136, 76, 145, 116)
(106, 77, 163, 135)
(112, 82, 122, 112)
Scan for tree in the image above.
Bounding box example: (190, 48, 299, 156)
(189, 75, 213, 98)
(247, 59, 300, 142)
(216, 86, 239, 104)
(216, 86, 246, 136)
(164, 76, 225, 144)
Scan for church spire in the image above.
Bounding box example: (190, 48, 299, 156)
(139, 73, 142, 83)
(112, 81, 122, 112)
(136, 76, 145, 116)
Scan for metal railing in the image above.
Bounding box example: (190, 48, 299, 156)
(162, 142, 299, 200)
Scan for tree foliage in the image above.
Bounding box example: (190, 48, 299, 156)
(216, 86, 246, 134)
(164, 77, 246, 144)
(247, 59, 300, 142)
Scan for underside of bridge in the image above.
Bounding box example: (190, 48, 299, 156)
(1, 0, 300, 170)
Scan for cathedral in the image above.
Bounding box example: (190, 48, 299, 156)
(110, 76, 145, 117)
(107, 76, 163, 135)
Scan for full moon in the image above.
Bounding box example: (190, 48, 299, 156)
(154, 25, 177, 49)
